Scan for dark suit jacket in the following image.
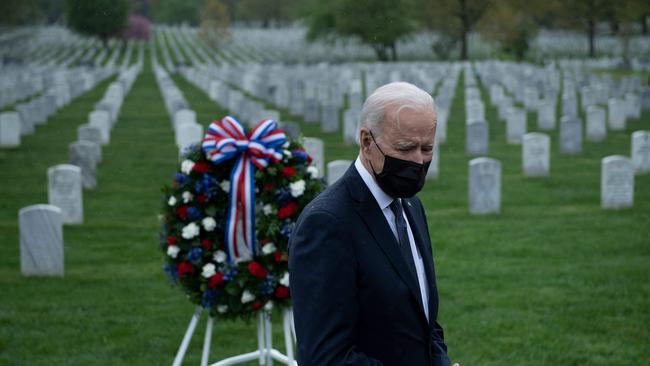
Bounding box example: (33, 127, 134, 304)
(288, 164, 451, 366)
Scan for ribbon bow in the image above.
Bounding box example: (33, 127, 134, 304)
(202, 116, 286, 263)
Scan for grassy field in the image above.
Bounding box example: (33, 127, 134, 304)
(0, 49, 648, 365)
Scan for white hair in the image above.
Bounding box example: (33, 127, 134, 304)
(359, 82, 436, 140)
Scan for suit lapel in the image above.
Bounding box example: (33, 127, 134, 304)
(342, 165, 428, 323)
(403, 197, 437, 328)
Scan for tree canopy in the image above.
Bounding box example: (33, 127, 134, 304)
(65, 0, 130, 44)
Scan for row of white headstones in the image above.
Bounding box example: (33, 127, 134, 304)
(15, 49, 144, 277)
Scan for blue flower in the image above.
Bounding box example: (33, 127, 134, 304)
(281, 219, 295, 238)
(163, 264, 178, 284)
(187, 247, 203, 264)
(195, 174, 220, 198)
(223, 266, 239, 282)
(275, 187, 293, 206)
(187, 207, 202, 221)
(175, 172, 189, 186)
(259, 274, 277, 296)
(291, 150, 309, 163)
(202, 288, 217, 308)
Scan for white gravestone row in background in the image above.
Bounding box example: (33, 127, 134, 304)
(0, 112, 21, 148)
(19, 204, 64, 277)
(631, 131, 650, 175)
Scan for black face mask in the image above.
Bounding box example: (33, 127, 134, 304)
(368, 131, 431, 198)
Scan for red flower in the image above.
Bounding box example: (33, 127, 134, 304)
(248, 261, 268, 279)
(275, 285, 289, 299)
(252, 301, 264, 311)
(197, 194, 208, 204)
(176, 206, 189, 220)
(167, 236, 177, 245)
(177, 261, 194, 277)
(264, 183, 275, 192)
(201, 239, 212, 251)
(193, 162, 211, 174)
(277, 201, 298, 219)
(274, 251, 286, 263)
(208, 272, 224, 288)
(307, 155, 313, 164)
(259, 238, 271, 245)
(282, 166, 296, 177)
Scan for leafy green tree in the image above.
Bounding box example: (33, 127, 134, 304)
(560, 0, 613, 58)
(65, 0, 130, 46)
(150, 0, 200, 25)
(305, 0, 418, 61)
(420, 0, 491, 60)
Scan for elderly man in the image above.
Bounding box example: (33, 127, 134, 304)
(289, 82, 458, 366)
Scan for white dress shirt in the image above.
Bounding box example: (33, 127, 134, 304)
(354, 157, 430, 320)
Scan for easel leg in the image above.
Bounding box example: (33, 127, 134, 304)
(201, 316, 215, 366)
(257, 312, 265, 365)
(264, 312, 273, 366)
(282, 309, 295, 364)
(172, 306, 203, 366)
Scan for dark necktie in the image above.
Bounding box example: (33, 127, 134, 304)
(389, 199, 419, 284)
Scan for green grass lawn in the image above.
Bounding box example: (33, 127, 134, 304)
(0, 50, 648, 365)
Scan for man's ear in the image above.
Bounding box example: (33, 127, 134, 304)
(359, 128, 372, 152)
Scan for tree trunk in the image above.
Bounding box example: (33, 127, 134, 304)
(373, 46, 388, 61)
(587, 19, 595, 58)
(641, 14, 648, 35)
(390, 42, 397, 61)
(459, 0, 469, 60)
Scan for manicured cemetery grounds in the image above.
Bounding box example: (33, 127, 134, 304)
(1, 43, 649, 366)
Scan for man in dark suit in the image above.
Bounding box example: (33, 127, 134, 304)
(289, 82, 458, 366)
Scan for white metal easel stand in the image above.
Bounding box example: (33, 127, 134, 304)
(172, 306, 298, 366)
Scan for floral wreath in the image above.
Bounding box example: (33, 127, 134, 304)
(160, 116, 324, 320)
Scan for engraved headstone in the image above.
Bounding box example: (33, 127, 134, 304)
(19, 204, 64, 277)
(469, 157, 501, 214)
(78, 124, 103, 146)
(69, 141, 98, 189)
(303, 137, 324, 178)
(631, 131, 650, 174)
(607, 98, 626, 131)
(586, 106, 607, 142)
(0, 112, 21, 148)
(559, 116, 582, 155)
(522, 133, 550, 177)
(88, 110, 111, 145)
(506, 107, 526, 144)
(601, 156, 634, 209)
(466, 120, 489, 157)
(47, 164, 83, 224)
(327, 160, 352, 185)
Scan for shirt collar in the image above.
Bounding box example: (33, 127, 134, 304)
(354, 156, 393, 210)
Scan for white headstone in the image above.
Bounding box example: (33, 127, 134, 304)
(469, 157, 501, 214)
(88, 110, 111, 145)
(586, 106, 607, 142)
(343, 109, 360, 145)
(631, 131, 650, 174)
(522, 133, 550, 177)
(176, 123, 204, 155)
(69, 141, 98, 189)
(78, 124, 103, 146)
(174, 109, 197, 130)
(19, 204, 64, 277)
(0, 112, 21, 148)
(327, 160, 352, 185)
(321, 104, 339, 133)
(559, 116, 582, 155)
(506, 108, 526, 144)
(537, 100, 556, 130)
(303, 137, 324, 178)
(466, 120, 488, 157)
(601, 155, 634, 209)
(47, 164, 83, 224)
(607, 98, 626, 131)
(426, 139, 440, 180)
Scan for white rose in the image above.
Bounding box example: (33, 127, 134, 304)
(241, 290, 255, 304)
(181, 159, 195, 175)
(282, 149, 292, 158)
(262, 242, 277, 255)
(262, 204, 273, 216)
(168, 195, 177, 206)
(217, 305, 228, 314)
(201, 263, 216, 278)
(220, 180, 230, 193)
(167, 245, 180, 259)
(264, 301, 274, 311)
(307, 166, 319, 179)
(213, 250, 227, 263)
(182, 191, 193, 203)
(289, 180, 306, 197)
(279, 272, 290, 287)
(282, 141, 290, 148)
(202, 217, 217, 232)
(181, 222, 200, 239)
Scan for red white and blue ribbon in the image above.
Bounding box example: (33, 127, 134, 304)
(202, 116, 286, 263)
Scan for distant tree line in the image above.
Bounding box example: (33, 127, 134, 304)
(1, 0, 648, 61)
